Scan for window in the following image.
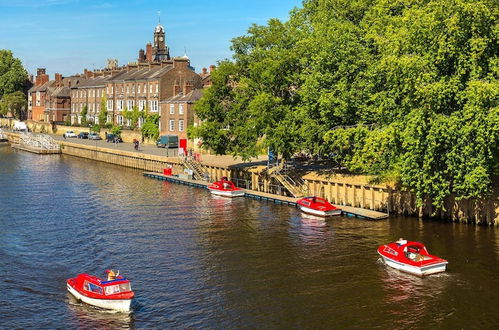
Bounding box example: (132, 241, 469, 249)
(155, 84, 158, 93)
(117, 115, 123, 125)
(132, 85, 135, 93)
(170, 104, 174, 114)
(152, 100, 158, 112)
(169, 120, 175, 131)
(149, 84, 153, 93)
(179, 104, 184, 115)
(138, 85, 141, 93)
(126, 86, 129, 94)
(138, 117, 144, 128)
(83, 281, 102, 294)
(107, 100, 113, 111)
(179, 119, 184, 132)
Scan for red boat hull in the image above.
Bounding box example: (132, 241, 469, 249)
(297, 196, 341, 217)
(67, 273, 134, 312)
(377, 241, 448, 276)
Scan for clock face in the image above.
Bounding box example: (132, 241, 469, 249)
(159, 37, 163, 42)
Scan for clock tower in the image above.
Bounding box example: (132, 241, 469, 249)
(152, 23, 170, 62)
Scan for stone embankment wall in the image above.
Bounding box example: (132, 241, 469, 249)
(4, 128, 498, 225)
(301, 177, 498, 225)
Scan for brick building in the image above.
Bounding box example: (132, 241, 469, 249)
(160, 88, 204, 140)
(28, 68, 83, 122)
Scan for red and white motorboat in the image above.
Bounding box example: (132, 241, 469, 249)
(296, 196, 342, 217)
(377, 240, 448, 276)
(67, 270, 134, 312)
(208, 177, 245, 197)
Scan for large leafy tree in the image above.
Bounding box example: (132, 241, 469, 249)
(0, 50, 28, 99)
(192, 0, 498, 210)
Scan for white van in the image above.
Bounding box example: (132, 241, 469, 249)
(13, 121, 28, 132)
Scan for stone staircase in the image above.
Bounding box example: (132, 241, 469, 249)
(181, 158, 209, 181)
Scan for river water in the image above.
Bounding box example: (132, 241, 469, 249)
(1, 144, 499, 329)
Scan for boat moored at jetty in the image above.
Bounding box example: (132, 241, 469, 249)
(377, 240, 448, 276)
(67, 270, 134, 312)
(208, 177, 245, 197)
(296, 196, 342, 217)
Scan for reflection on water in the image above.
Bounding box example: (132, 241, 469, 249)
(1, 146, 499, 328)
(67, 293, 135, 329)
(378, 260, 451, 328)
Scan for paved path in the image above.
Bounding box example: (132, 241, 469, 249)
(53, 135, 268, 168)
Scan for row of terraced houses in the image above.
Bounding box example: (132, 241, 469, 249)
(27, 23, 213, 141)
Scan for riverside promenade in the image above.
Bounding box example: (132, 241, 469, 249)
(33, 134, 390, 220)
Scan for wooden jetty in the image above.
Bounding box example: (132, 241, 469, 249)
(143, 172, 388, 220)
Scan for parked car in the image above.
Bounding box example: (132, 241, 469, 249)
(64, 131, 77, 138)
(78, 132, 89, 139)
(88, 133, 102, 140)
(156, 135, 178, 148)
(106, 133, 122, 143)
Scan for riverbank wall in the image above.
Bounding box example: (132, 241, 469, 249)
(4, 131, 498, 225)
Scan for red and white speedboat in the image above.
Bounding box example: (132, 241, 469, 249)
(208, 177, 245, 197)
(296, 196, 342, 217)
(67, 270, 134, 312)
(378, 240, 448, 276)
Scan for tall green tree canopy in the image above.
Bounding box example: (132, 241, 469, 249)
(0, 50, 28, 99)
(192, 0, 498, 210)
(0, 91, 27, 120)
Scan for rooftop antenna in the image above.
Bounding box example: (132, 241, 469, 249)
(157, 11, 161, 24)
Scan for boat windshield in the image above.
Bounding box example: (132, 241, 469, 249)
(84, 281, 103, 295)
(105, 282, 132, 295)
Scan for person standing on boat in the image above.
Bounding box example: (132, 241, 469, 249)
(396, 238, 407, 246)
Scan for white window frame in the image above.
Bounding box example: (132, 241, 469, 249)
(170, 104, 174, 114)
(179, 104, 184, 115)
(169, 119, 175, 131)
(179, 119, 184, 132)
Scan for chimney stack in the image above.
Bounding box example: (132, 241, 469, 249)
(209, 65, 216, 73)
(202, 67, 207, 75)
(138, 49, 145, 63)
(173, 80, 181, 96)
(35, 68, 49, 86)
(84, 69, 93, 78)
(146, 43, 152, 62)
(183, 81, 194, 95)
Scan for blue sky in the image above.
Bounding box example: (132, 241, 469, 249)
(0, 0, 303, 77)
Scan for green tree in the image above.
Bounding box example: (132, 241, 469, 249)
(0, 91, 27, 120)
(80, 105, 88, 125)
(141, 113, 160, 140)
(192, 0, 499, 210)
(98, 95, 108, 125)
(0, 50, 28, 99)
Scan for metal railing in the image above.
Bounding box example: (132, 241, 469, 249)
(17, 132, 60, 151)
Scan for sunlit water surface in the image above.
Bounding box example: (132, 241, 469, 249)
(1, 144, 499, 328)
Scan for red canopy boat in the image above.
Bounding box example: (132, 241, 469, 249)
(208, 177, 245, 197)
(296, 196, 342, 217)
(377, 240, 448, 276)
(67, 270, 134, 312)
